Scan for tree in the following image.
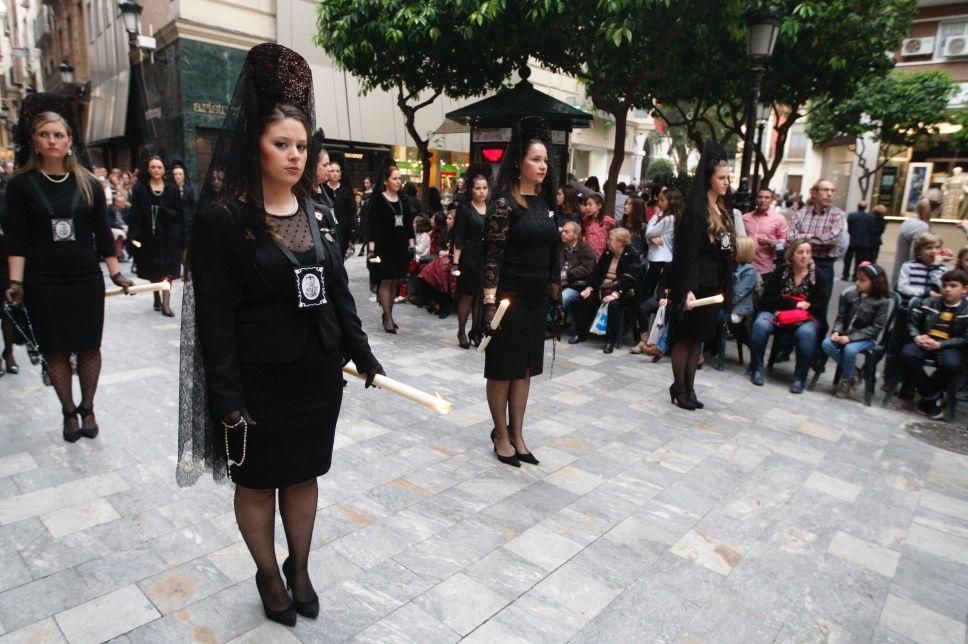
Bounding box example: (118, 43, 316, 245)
(806, 70, 955, 200)
(651, 0, 917, 187)
(314, 0, 528, 205)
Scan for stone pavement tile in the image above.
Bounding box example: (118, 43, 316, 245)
(306, 543, 365, 589)
(714, 441, 771, 472)
(536, 507, 614, 546)
(54, 585, 159, 644)
(18, 526, 114, 580)
(40, 498, 121, 539)
(205, 542, 265, 584)
(140, 557, 234, 615)
(796, 420, 843, 442)
(290, 586, 381, 643)
(891, 545, 968, 623)
(156, 492, 233, 530)
(904, 522, 968, 565)
(827, 531, 901, 578)
(75, 547, 169, 597)
(413, 572, 510, 636)
(0, 516, 46, 555)
(341, 559, 437, 618)
(405, 487, 489, 528)
(352, 602, 459, 644)
(570, 578, 701, 644)
(868, 628, 920, 644)
(461, 593, 585, 644)
(677, 591, 787, 644)
(0, 568, 95, 631)
(454, 466, 533, 504)
(0, 549, 31, 594)
(803, 470, 863, 503)
(526, 445, 578, 472)
(503, 524, 583, 572)
(225, 622, 302, 644)
(333, 521, 415, 571)
(567, 536, 658, 589)
(773, 439, 826, 465)
(480, 481, 579, 536)
(0, 618, 66, 644)
(640, 552, 725, 606)
(878, 593, 966, 644)
(669, 528, 745, 576)
(835, 495, 916, 551)
(311, 496, 394, 544)
(548, 390, 593, 406)
(529, 559, 623, 623)
(0, 452, 37, 479)
(147, 520, 234, 568)
(392, 517, 507, 581)
(564, 482, 644, 524)
(631, 500, 703, 546)
(0, 477, 19, 503)
(918, 489, 968, 521)
(543, 465, 604, 496)
(0, 471, 128, 524)
(463, 547, 547, 599)
(106, 483, 184, 518)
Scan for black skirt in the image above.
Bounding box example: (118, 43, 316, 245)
(484, 276, 548, 380)
(670, 285, 722, 342)
(25, 275, 105, 354)
(457, 245, 483, 297)
(226, 333, 344, 489)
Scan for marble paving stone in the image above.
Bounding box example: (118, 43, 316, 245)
(341, 559, 437, 618)
(140, 558, 233, 614)
(504, 525, 583, 572)
(0, 618, 66, 644)
(54, 585, 159, 644)
(536, 507, 614, 546)
(905, 522, 968, 566)
(878, 593, 966, 644)
(641, 552, 725, 606)
(827, 531, 900, 578)
(461, 594, 585, 644)
(0, 549, 31, 594)
(669, 528, 744, 576)
(529, 559, 623, 622)
(392, 517, 507, 581)
(549, 391, 594, 406)
(890, 546, 968, 623)
(40, 498, 121, 538)
(803, 470, 863, 503)
(773, 440, 826, 465)
(74, 547, 170, 597)
(677, 591, 787, 644)
(225, 622, 302, 644)
(147, 520, 234, 567)
(463, 547, 547, 598)
(571, 578, 701, 644)
(542, 465, 605, 496)
(352, 602, 459, 644)
(413, 573, 510, 636)
(796, 421, 843, 442)
(0, 471, 128, 525)
(918, 490, 968, 521)
(0, 452, 37, 479)
(0, 568, 94, 632)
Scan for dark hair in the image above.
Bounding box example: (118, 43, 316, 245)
(585, 176, 600, 193)
(942, 269, 968, 286)
(559, 184, 582, 215)
(493, 116, 558, 209)
(857, 262, 889, 298)
(584, 193, 605, 221)
(260, 104, 314, 202)
(140, 153, 166, 184)
(374, 163, 399, 195)
(663, 188, 685, 219)
(414, 215, 431, 233)
(623, 196, 646, 235)
(403, 182, 418, 197)
(428, 187, 443, 213)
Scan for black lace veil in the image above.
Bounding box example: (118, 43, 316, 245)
(13, 92, 92, 170)
(176, 43, 316, 486)
(493, 116, 558, 205)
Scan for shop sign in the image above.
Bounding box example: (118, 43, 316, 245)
(345, 152, 364, 160)
(192, 101, 228, 116)
(473, 128, 511, 143)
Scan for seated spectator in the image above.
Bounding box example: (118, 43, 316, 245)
(580, 194, 615, 258)
(731, 236, 759, 325)
(413, 215, 432, 261)
(749, 238, 827, 393)
(417, 212, 455, 318)
(107, 194, 130, 261)
(899, 269, 968, 418)
(896, 232, 945, 304)
(559, 221, 596, 318)
(631, 285, 668, 358)
(821, 262, 889, 398)
(570, 227, 641, 353)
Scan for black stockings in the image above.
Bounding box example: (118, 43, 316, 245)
(45, 350, 101, 424)
(378, 279, 396, 325)
(486, 376, 532, 456)
(670, 339, 701, 394)
(235, 480, 319, 609)
(1, 318, 15, 366)
(457, 295, 479, 338)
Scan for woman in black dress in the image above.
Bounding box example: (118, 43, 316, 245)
(452, 164, 490, 348)
(5, 94, 133, 441)
(0, 187, 19, 376)
(482, 117, 562, 467)
(667, 141, 735, 410)
(367, 164, 415, 333)
(128, 154, 184, 316)
(178, 44, 384, 627)
(171, 159, 197, 248)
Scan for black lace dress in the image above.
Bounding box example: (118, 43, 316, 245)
(454, 202, 485, 297)
(483, 194, 560, 380)
(129, 181, 185, 282)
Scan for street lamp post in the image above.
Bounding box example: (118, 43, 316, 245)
(733, 6, 781, 214)
(58, 61, 75, 87)
(118, 0, 142, 48)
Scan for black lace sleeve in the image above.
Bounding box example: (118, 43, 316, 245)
(483, 197, 512, 290)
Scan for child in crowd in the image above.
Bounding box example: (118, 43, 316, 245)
(900, 269, 968, 418)
(896, 232, 945, 303)
(731, 236, 759, 325)
(413, 215, 432, 261)
(580, 194, 615, 258)
(821, 262, 889, 398)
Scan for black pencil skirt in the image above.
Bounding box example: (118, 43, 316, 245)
(484, 276, 549, 380)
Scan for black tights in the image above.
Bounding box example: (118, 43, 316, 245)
(235, 479, 318, 610)
(378, 279, 396, 325)
(1, 318, 15, 365)
(486, 375, 531, 456)
(46, 349, 102, 429)
(457, 295, 479, 338)
(670, 339, 701, 395)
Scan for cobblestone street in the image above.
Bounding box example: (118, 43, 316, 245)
(0, 256, 966, 643)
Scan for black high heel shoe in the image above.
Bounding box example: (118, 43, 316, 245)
(458, 331, 470, 349)
(382, 315, 397, 334)
(490, 429, 520, 467)
(669, 385, 696, 411)
(255, 571, 297, 627)
(3, 352, 18, 374)
(687, 391, 704, 409)
(281, 557, 319, 619)
(62, 408, 82, 443)
(469, 329, 482, 347)
(508, 426, 540, 465)
(75, 405, 99, 439)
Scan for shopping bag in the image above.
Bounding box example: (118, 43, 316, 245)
(590, 303, 609, 335)
(647, 305, 666, 346)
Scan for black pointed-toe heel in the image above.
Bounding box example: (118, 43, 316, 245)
(75, 405, 99, 439)
(3, 352, 18, 374)
(382, 315, 397, 334)
(515, 449, 540, 466)
(669, 385, 696, 411)
(490, 429, 520, 468)
(281, 557, 319, 619)
(62, 408, 82, 443)
(687, 391, 704, 409)
(458, 331, 470, 350)
(255, 572, 297, 627)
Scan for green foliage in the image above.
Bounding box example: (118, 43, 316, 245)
(644, 159, 675, 181)
(951, 108, 968, 153)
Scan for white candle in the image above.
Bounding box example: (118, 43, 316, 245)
(477, 298, 510, 353)
(342, 361, 453, 415)
(105, 281, 171, 297)
(368, 256, 382, 264)
(130, 240, 142, 248)
(686, 293, 725, 310)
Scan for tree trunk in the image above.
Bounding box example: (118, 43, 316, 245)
(603, 102, 630, 218)
(673, 143, 689, 175)
(761, 110, 800, 188)
(397, 86, 442, 210)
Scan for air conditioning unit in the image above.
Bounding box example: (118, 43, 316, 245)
(900, 37, 934, 57)
(943, 36, 968, 58)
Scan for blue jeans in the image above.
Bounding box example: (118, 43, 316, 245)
(821, 337, 875, 381)
(750, 311, 819, 381)
(562, 287, 580, 315)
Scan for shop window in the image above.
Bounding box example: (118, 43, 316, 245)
(786, 123, 807, 160)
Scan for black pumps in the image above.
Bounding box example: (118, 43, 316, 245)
(282, 557, 319, 619)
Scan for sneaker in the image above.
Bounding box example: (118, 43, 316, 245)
(833, 378, 855, 399)
(394, 296, 406, 303)
(789, 379, 804, 394)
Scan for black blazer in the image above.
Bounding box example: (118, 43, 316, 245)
(588, 246, 641, 297)
(191, 199, 377, 418)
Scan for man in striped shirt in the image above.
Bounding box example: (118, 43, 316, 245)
(792, 179, 845, 307)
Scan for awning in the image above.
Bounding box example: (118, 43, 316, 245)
(432, 118, 471, 135)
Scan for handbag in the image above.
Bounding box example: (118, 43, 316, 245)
(590, 302, 609, 335)
(773, 294, 811, 328)
(647, 305, 666, 346)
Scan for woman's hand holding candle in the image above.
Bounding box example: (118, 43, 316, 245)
(685, 293, 725, 310)
(478, 299, 510, 353)
(342, 361, 452, 414)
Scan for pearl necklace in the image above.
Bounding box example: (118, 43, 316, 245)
(151, 183, 164, 196)
(265, 194, 299, 217)
(39, 169, 69, 184)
